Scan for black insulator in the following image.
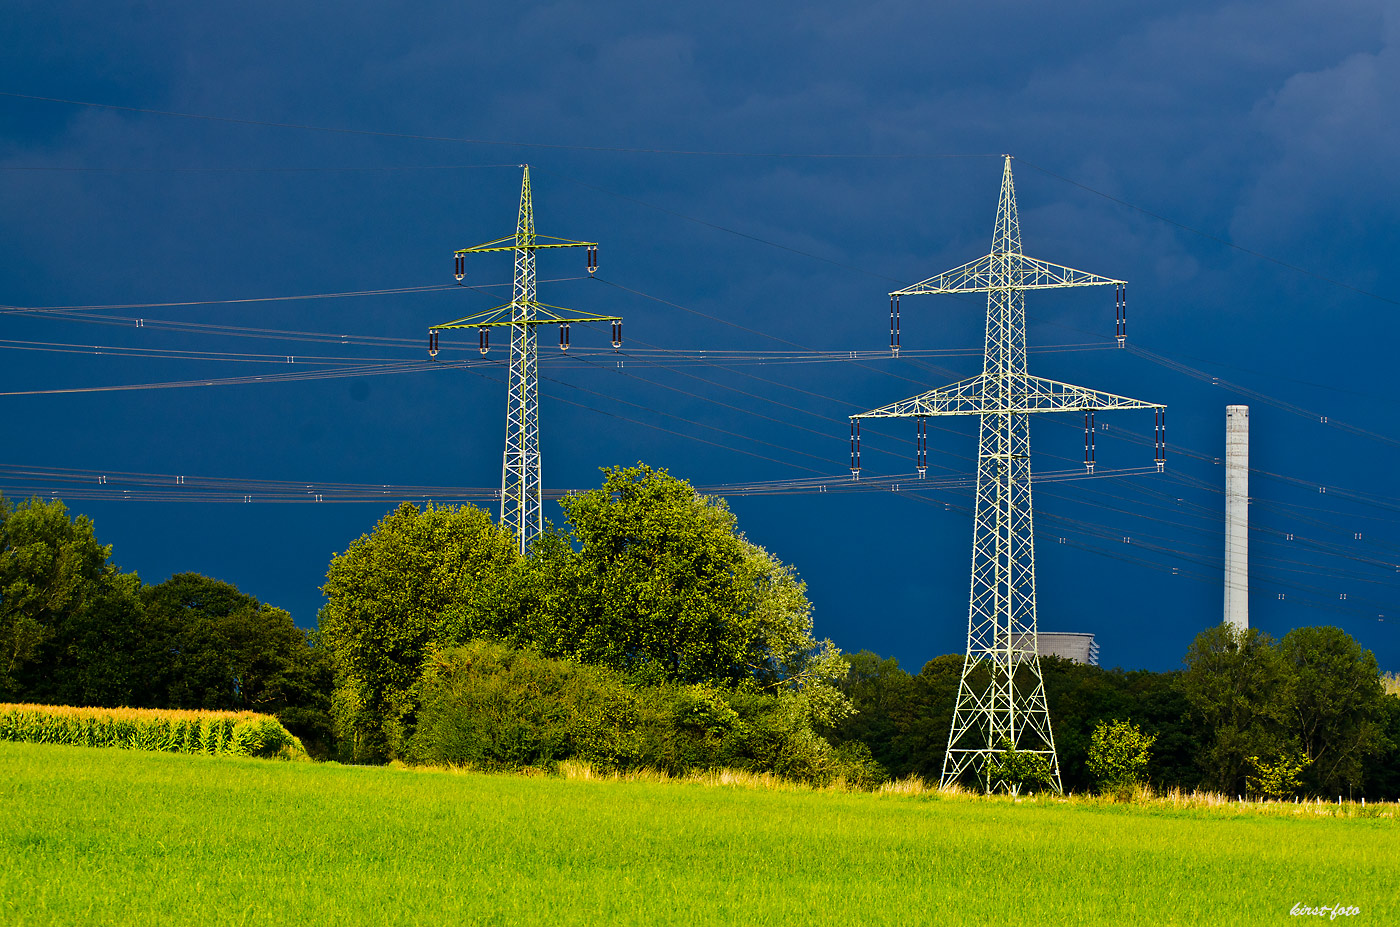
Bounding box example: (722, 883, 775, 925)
(429, 329, 439, 357)
(560, 323, 570, 352)
(479, 326, 489, 355)
(588, 245, 598, 274)
(850, 419, 862, 477)
(611, 320, 622, 349)
(890, 295, 902, 356)
(1119, 284, 1127, 344)
(455, 255, 465, 282)
(916, 416, 927, 475)
(1084, 410, 1096, 471)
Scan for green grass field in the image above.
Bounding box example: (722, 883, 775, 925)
(1, 742, 1394, 926)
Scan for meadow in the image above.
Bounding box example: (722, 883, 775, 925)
(1, 742, 1394, 927)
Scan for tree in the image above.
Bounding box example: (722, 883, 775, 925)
(1277, 626, 1385, 795)
(1247, 750, 1308, 799)
(319, 467, 848, 762)
(985, 737, 1056, 794)
(1038, 658, 1201, 793)
(1087, 719, 1156, 797)
(142, 573, 330, 715)
(513, 465, 843, 702)
(1181, 624, 1295, 794)
(0, 496, 123, 699)
(317, 502, 519, 759)
(830, 652, 999, 784)
(22, 570, 153, 708)
(1365, 693, 1400, 800)
(831, 651, 917, 775)
(0, 496, 332, 752)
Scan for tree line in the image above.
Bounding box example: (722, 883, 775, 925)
(0, 494, 333, 750)
(3, 469, 1397, 796)
(315, 464, 857, 778)
(829, 624, 1400, 798)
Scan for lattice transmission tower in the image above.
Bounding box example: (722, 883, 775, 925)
(429, 165, 622, 554)
(851, 156, 1166, 792)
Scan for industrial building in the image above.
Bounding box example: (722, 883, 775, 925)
(1035, 632, 1100, 666)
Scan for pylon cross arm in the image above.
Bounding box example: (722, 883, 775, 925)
(456, 235, 597, 255)
(852, 374, 1164, 418)
(892, 253, 1125, 297)
(432, 301, 620, 330)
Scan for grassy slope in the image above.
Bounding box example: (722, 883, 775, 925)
(1, 743, 1394, 927)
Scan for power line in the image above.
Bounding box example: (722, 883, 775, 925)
(0, 283, 459, 315)
(0, 360, 444, 396)
(1127, 344, 1400, 451)
(0, 163, 522, 174)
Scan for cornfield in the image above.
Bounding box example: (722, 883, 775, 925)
(0, 703, 307, 760)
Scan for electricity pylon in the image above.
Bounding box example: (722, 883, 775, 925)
(852, 156, 1166, 792)
(430, 165, 621, 554)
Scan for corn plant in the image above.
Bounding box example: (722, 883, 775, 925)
(0, 703, 306, 760)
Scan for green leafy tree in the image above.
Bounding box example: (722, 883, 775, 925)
(831, 652, 916, 771)
(829, 652, 963, 782)
(144, 574, 330, 711)
(1365, 693, 1400, 800)
(518, 464, 834, 688)
(319, 467, 848, 762)
(984, 737, 1056, 794)
(23, 570, 152, 708)
(1181, 623, 1294, 794)
(828, 652, 1202, 792)
(1087, 719, 1156, 797)
(0, 496, 124, 699)
(509, 465, 847, 715)
(1246, 749, 1309, 799)
(1277, 626, 1385, 795)
(317, 502, 519, 760)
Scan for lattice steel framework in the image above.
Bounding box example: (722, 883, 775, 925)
(853, 156, 1165, 792)
(430, 165, 621, 554)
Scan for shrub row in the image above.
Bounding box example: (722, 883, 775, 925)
(0, 703, 307, 760)
(407, 641, 884, 787)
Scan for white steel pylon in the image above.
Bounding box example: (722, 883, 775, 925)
(430, 165, 620, 554)
(852, 157, 1166, 792)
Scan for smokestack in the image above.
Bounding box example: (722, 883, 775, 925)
(1225, 405, 1249, 631)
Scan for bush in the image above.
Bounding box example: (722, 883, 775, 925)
(1087, 719, 1157, 798)
(1247, 750, 1309, 799)
(408, 641, 642, 771)
(985, 738, 1056, 794)
(408, 641, 869, 785)
(229, 715, 306, 759)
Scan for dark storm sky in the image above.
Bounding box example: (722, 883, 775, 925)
(3, 0, 1398, 673)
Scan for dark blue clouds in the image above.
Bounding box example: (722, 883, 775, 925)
(1, 0, 1397, 673)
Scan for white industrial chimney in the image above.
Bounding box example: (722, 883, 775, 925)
(1224, 405, 1249, 631)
